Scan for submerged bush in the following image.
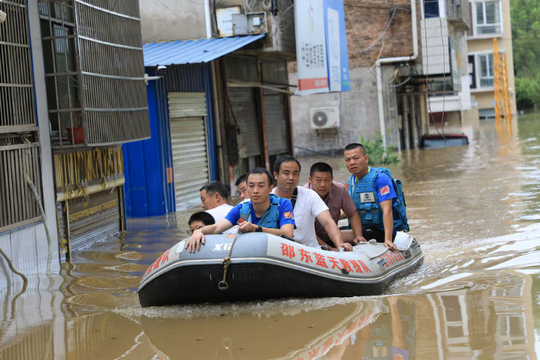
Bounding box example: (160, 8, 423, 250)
(360, 134, 400, 165)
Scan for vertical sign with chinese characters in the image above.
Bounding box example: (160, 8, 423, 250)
(324, 0, 350, 92)
(295, 0, 329, 95)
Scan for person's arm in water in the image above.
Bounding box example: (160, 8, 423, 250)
(381, 199, 397, 250)
(186, 219, 233, 252)
(317, 210, 353, 251)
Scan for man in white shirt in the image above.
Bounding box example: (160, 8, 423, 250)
(272, 156, 352, 251)
(199, 181, 236, 235)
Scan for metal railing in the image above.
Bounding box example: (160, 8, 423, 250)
(39, 0, 150, 147)
(0, 0, 37, 133)
(446, 0, 471, 30)
(0, 1, 44, 233)
(0, 145, 43, 233)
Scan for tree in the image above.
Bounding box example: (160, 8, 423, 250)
(511, 0, 540, 108)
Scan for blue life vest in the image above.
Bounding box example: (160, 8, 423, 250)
(346, 167, 409, 232)
(239, 194, 281, 228)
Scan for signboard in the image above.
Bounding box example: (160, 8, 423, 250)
(295, 0, 350, 95)
(295, 0, 329, 95)
(324, 0, 350, 92)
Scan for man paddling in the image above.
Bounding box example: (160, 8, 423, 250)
(186, 167, 295, 253)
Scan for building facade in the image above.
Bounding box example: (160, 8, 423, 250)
(289, 0, 430, 155)
(124, 0, 296, 213)
(1, 0, 151, 290)
(463, 0, 516, 125)
(422, 0, 472, 131)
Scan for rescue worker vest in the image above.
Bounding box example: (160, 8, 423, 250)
(346, 167, 409, 232)
(239, 194, 282, 228)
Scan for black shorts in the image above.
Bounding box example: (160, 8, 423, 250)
(363, 228, 396, 242)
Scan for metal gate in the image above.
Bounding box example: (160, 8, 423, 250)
(228, 87, 261, 158)
(168, 93, 209, 208)
(264, 90, 289, 155)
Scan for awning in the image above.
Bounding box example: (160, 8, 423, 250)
(143, 34, 266, 67)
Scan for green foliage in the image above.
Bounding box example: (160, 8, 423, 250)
(360, 134, 400, 165)
(515, 77, 540, 109)
(511, 0, 540, 108)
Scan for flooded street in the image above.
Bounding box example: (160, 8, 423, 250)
(2, 115, 540, 359)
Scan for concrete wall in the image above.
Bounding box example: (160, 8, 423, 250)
(139, 0, 207, 42)
(463, 0, 516, 125)
(290, 65, 401, 156)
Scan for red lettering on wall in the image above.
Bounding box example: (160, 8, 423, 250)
(281, 243, 296, 259)
(314, 253, 328, 268)
(299, 249, 313, 264)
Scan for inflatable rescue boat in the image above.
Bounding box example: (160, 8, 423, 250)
(138, 233, 423, 307)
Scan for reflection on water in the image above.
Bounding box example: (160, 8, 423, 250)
(1, 116, 540, 359)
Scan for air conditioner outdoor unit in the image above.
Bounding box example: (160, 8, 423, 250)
(310, 107, 340, 130)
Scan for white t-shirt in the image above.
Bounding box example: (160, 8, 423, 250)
(273, 186, 328, 248)
(206, 204, 237, 235)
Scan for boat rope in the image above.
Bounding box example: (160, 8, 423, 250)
(218, 226, 241, 290)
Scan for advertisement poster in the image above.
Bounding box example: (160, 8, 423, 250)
(295, 0, 330, 95)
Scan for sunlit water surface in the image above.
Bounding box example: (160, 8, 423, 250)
(1, 116, 540, 359)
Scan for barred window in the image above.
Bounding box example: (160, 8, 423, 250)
(0, 1, 43, 233)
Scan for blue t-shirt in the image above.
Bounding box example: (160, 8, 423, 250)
(225, 198, 296, 229)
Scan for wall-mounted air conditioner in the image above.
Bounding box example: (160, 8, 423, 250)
(309, 107, 340, 130)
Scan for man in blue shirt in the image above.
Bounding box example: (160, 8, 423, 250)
(344, 143, 399, 250)
(186, 167, 295, 253)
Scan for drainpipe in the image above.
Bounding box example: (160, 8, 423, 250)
(204, 0, 213, 39)
(376, 0, 418, 150)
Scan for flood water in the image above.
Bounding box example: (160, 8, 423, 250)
(2, 115, 540, 359)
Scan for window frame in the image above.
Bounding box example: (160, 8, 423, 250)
(468, 50, 504, 93)
(470, 0, 503, 39)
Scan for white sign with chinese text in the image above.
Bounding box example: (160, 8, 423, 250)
(294, 0, 329, 95)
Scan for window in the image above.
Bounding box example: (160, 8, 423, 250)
(424, 0, 440, 18)
(479, 53, 494, 87)
(468, 55, 477, 88)
(475, 1, 502, 35)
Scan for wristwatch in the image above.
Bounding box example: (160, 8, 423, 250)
(256, 226, 263, 232)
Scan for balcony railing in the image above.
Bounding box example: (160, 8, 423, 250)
(446, 0, 471, 30)
(38, 0, 150, 148)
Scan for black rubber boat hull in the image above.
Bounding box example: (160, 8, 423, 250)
(139, 257, 424, 307)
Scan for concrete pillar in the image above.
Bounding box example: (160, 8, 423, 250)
(403, 96, 411, 150)
(411, 96, 419, 149)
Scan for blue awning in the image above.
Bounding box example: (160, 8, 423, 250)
(143, 34, 266, 67)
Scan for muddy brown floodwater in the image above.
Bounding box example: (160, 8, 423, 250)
(2, 115, 540, 359)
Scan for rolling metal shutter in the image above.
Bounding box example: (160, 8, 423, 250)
(228, 87, 261, 158)
(168, 93, 209, 209)
(68, 189, 121, 251)
(264, 90, 290, 155)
